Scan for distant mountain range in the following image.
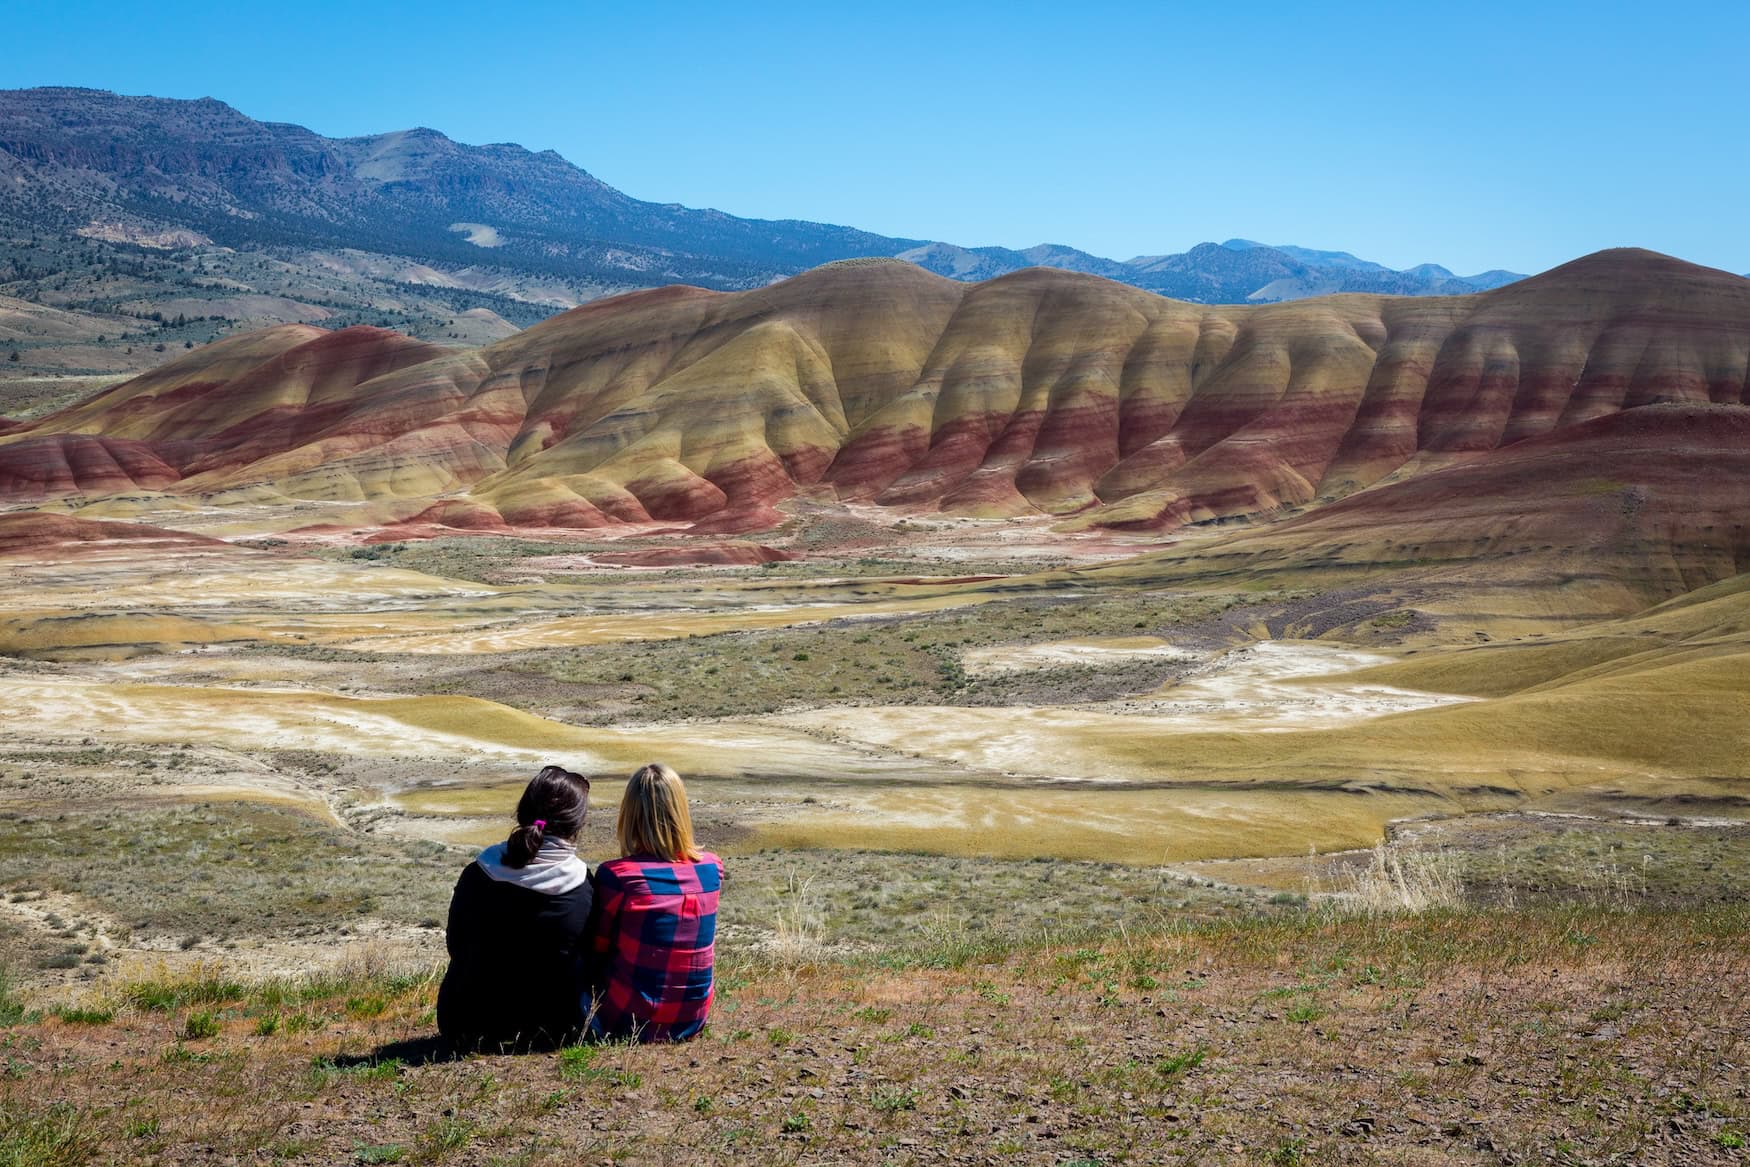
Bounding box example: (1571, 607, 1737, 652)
(0, 86, 1524, 377)
(898, 238, 1521, 301)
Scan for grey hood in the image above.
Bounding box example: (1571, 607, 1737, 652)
(473, 838, 591, 895)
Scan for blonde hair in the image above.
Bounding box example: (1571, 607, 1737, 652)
(616, 762, 701, 862)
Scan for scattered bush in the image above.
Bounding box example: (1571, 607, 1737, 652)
(181, 1011, 221, 1040)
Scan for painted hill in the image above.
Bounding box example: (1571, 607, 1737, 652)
(1105, 401, 1750, 619)
(0, 249, 1743, 553)
(0, 511, 234, 558)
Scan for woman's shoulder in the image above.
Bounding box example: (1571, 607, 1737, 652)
(691, 852, 725, 890)
(597, 853, 723, 884)
(455, 850, 495, 887)
(594, 855, 641, 883)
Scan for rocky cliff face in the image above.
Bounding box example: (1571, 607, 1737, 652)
(1, 249, 1743, 543)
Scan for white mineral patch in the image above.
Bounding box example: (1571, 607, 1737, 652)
(961, 636, 1197, 674)
(1139, 641, 1468, 729)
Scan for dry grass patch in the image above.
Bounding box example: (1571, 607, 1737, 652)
(1327, 839, 1464, 914)
(2, 907, 1745, 1165)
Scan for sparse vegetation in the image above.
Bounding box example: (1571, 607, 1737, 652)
(0, 804, 460, 944)
(245, 547, 1283, 727)
(0, 905, 1742, 1162)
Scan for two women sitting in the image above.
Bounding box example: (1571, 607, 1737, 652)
(436, 762, 724, 1050)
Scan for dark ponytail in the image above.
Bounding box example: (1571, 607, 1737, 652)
(503, 765, 591, 867)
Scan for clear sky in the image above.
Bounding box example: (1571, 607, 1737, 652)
(6, 0, 1747, 276)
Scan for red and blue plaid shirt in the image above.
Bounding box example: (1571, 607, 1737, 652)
(585, 852, 724, 1042)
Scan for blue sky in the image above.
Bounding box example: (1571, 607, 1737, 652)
(7, 0, 1747, 275)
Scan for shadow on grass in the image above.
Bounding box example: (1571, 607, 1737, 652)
(330, 1036, 464, 1067)
(331, 1028, 592, 1066)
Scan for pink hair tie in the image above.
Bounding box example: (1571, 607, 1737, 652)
(532, 819, 547, 830)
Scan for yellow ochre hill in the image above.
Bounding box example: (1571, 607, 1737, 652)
(0, 248, 1744, 544)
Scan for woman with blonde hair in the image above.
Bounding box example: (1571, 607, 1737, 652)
(582, 762, 724, 1042)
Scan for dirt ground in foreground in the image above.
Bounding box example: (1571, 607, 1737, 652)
(3, 909, 1745, 1166)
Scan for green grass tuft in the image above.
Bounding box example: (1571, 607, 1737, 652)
(871, 1085, 920, 1113)
(180, 1011, 220, 1040)
(1156, 1047, 1207, 1076)
(123, 973, 244, 1013)
(0, 971, 27, 1028)
(0, 1100, 97, 1167)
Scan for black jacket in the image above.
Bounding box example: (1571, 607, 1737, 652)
(436, 855, 595, 1049)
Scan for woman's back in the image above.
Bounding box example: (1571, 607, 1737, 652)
(436, 765, 595, 1050)
(587, 851, 723, 1042)
(438, 842, 594, 1049)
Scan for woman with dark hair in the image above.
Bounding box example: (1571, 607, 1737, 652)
(436, 764, 593, 1050)
(582, 762, 724, 1043)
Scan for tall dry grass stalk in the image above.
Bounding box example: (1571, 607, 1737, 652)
(328, 941, 407, 984)
(1335, 840, 1465, 914)
(769, 868, 822, 966)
